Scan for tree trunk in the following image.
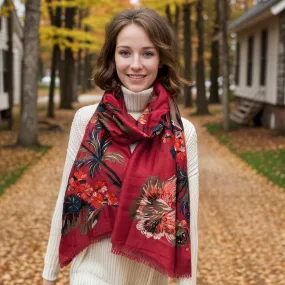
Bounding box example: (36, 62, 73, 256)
(209, 0, 220, 104)
(38, 56, 44, 81)
(77, 49, 83, 92)
(77, 9, 83, 93)
(6, 0, 14, 130)
(47, 5, 61, 117)
(47, 44, 59, 118)
(84, 51, 94, 90)
(17, 0, 41, 146)
(73, 59, 78, 102)
(219, 0, 230, 131)
(165, 4, 173, 28)
(60, 48, 75, 108)
(183, 3, 192, 107)
(196, 0, 209, 115)
(60, 7, 76, 109)
(82, 49, 88, 92)
(174, 4, 180, 39)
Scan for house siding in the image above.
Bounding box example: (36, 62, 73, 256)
(277, 10, 285, 105)
(13, 32, 23, 105)
(0, 16, 23, 112)
(235, 16, 279, 105)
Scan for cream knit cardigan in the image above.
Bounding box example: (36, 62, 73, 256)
(43, 86, 199, 285)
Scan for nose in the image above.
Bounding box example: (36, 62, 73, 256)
(130, 54, 143, 70)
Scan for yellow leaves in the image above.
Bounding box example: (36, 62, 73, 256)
(42, 0, 131, 11)
(0, 0, 15, 17)
(40, 26, 102, 52)
(39, 0, 133, 53)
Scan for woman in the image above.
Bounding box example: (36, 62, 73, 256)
(43, 7, 199, 285)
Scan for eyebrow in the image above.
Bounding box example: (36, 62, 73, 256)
(116, 46, 156, 49)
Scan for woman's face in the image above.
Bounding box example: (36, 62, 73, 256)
(115, 23, 160, 92)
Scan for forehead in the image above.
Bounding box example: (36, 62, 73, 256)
(116, 24, 155, 48)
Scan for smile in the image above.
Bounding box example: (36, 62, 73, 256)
(127, 75, 147, 79)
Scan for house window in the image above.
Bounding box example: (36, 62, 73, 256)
(3, 50, 9, 93)
(235, 42, 240, 85)
(260, 29, 268, 86)
(247, 36, 254, 86)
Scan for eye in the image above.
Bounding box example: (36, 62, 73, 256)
(119, 50, 130, 56)
(144, 51, 154, 57)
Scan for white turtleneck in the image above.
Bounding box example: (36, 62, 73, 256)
(42, 86, 199, 285)
(121, 85, 153, 114)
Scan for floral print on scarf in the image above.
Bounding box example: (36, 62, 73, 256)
(129, 175, 188, 247)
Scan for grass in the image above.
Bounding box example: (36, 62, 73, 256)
(205, 120, 240, 136)
(204, 122, 285, 189)
(0, 145, 52, 196)
(239, 149, 285, 188)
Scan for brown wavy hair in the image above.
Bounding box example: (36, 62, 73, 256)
(94, 8, 189, 96)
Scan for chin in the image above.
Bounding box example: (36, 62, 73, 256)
(124, 84, 147, 93)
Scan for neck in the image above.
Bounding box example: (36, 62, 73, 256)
(121, 85, 153, 113)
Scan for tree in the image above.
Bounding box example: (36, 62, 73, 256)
(219, 0, 230, 131)
(183, 2, 193, 107)
(60, 6, 76, 109)
(195, 0, 209, 115)
(17, 0, 41, 146)
(165, 3, 180, 33)
(5, 0, 14, 130)
(46, 2, 62, 118)
(209, 0, 220, 104)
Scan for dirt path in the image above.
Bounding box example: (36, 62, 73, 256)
(179, 107, 285, 285)
(0, 106, 284, 285)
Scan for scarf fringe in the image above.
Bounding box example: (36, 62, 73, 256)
(111, 245, 192, 279)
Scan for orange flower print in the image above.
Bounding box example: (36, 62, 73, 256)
(105, 191, 118, 206)
(90, 191, 105, 208)
(74, 170, 87, 181)
(138, 108, 151, 125)
(78, 183, 93, 202)
(162, 130, 172, 143)
(94, 181, 107, 193)
(173, 131, 186, 160)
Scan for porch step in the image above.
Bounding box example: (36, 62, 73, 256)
(230, 100, 264, 125)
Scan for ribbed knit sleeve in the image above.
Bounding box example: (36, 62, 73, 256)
(176, 119, 199, 285)
(42, 105, 98, 281)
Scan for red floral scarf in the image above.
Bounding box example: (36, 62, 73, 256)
(59, 81, 191, 278)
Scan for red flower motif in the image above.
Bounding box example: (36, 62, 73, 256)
(74, 170, 87, 181)
(78, 183, 93, 202)
(90, 192, 105, 208)
(66, 177, 81, 195)
(138, 108, 151, 125)
(173, 131, 186, 160)
(105, 191, 118, 205)
(130, 176, 177, 245)
(162, 130, 172, 143)
(94, 181, 107, 192)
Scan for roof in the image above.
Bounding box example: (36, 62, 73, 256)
(229, 0, 281, 32)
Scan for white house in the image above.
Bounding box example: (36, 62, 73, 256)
(229, 0, 285, 130)
(0, 5, 23, 118)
